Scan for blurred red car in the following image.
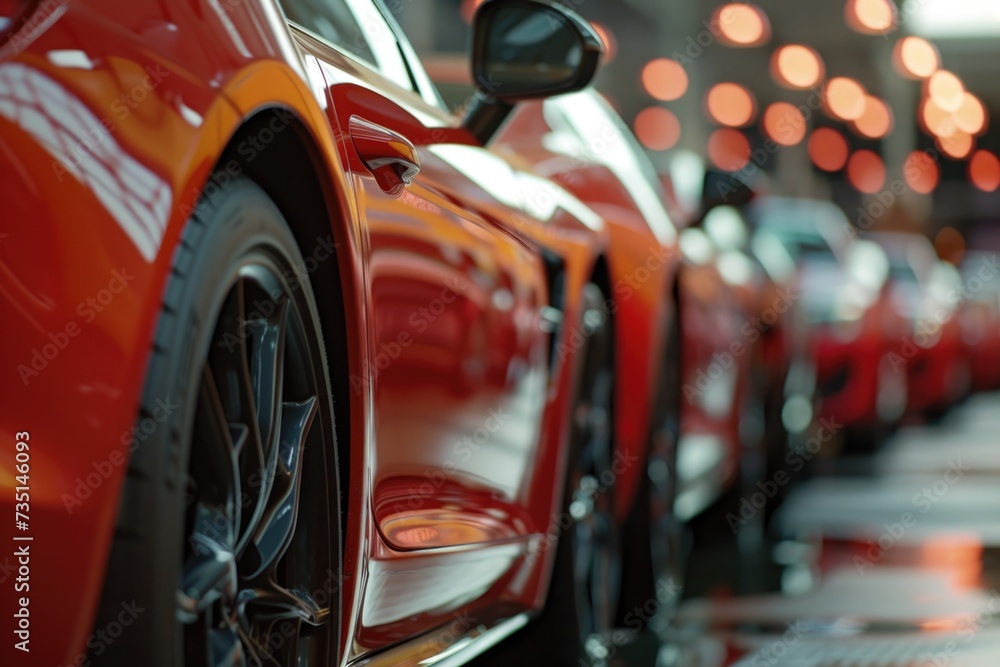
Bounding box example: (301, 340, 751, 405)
(425, 66, 691, 628)
(746, 198, 902, 452)
(869, 231, 967, 419)
(0, 0, 648, 665)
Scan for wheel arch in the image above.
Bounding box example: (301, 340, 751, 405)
(210, 106, 358, 545)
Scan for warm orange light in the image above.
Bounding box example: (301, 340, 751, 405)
(927, 71, 965, 113)
(903, 151, 939, 194)
(954, 93, 986, 136)
(938, 131, 974, 160)
(808, 128, 850, 172)
(641, 58, 688, 102)
(763, 103, 807, 146)
(893, 37, 939, 79)
(969, 150, 1000, 192)
(852, 96, 893, 139)
(706, 83, 757, 127)
(825, 77, 867, 121)
(715, 3, 771, 47)
(934, 226, 965, 264)
(847, 150, 886, 193)
(920, 97, 958, 138)
(771, 45, 824, 90)
(460, 0, 487, 22)
(708, 129, 751, 171)
(634, 107, 681, 151)
(846, 0, 898, 34)
(591, 22, 617, 64)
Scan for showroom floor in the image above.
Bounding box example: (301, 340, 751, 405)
(660, 392, 1000, 667)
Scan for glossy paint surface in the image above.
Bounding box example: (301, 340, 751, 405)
(493, 91, 680, 519)
(0, 2, 606, 665)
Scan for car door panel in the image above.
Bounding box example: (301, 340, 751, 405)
(289, 29, 551, 653)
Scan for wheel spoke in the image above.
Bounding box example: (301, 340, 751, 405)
(247, 299, 288, 457)
(181, 246, 334, 667)
(240, 584, 330, 629)
(179, 504, 238, 623)
(209, 277, 274, 553)
(194, 365, 243, 539)
(244, 397, 317, 578)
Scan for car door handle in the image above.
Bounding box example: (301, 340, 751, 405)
(349, 115, 420, 196)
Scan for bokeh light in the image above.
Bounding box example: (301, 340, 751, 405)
(846, 0, 898, 34)
(934, 226, 966, 264)
(706, 83, 757, 127)
(771, 45, 825, 90)
(847, 150, 887, 193)
(903, 151, 939, 194)
(825, 77, 867, 121)
(921, 97, 959, 138)
(715, 3, 771, 47)
(893, 37, 939, 80)
(708, 129, 752, 171)
(954, 93, 987, 136)
(763, 102, 807, 146)
(642, 58, 688, 102)
(852, 96, 893, 139)
(927, 71, 965, 113)
(808, 128, 850, 172)
(634, 107, 681, 151)
(969, 150, 1000, 192)
(938, 131, 974, 160)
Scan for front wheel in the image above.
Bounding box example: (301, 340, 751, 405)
(91, 178, 342, 667)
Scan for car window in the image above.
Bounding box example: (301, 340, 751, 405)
(280, 0, 376, 64)
(281, 0, 415, 92)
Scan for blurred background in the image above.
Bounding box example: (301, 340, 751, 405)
(391, 2, 1000, 666)
(397, 0, 1000, 253)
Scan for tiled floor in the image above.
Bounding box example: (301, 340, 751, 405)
(663, 393, 1000, 666)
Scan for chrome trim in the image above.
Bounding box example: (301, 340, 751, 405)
(351, 613, 531, 667)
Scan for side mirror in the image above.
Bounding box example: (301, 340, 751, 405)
(465, 0, 603, 142)
(472, 0, 603, 101)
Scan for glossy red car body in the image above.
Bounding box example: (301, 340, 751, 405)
(490, 91, 752, 520)
(0, 1, 611, 665)
(870, 232, 966, 418)
(491, 90, 680, 523)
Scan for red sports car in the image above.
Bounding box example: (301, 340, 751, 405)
(0, 0, 651, 665)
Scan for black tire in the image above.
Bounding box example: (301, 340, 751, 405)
(616, 301, 685, 636)
(91, 178, 341, 667)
